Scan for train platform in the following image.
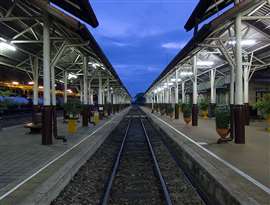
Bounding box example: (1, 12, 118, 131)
(142, 107, 270, 204)
(0, 108, 130, 205)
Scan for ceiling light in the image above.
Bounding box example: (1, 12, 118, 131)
(0, 40, 16, 51)
(197, 61, 214, 66)
(67, 89, 73, 94)
(12, 81, 19, 85)
(179, 71, 193, 77)
(68, 73, 78, 80)
(228, 39, 256, 46)
(28, 81, 34, 85)
(168, 82, 173, 86)
(39, 86, 43, 89)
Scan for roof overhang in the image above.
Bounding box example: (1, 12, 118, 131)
(184, 0, 234, 31)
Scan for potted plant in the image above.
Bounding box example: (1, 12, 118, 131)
(160, 104, 166, 115)
(167, 104, 174, 118)
(175, 103, 180, 119)
(63, 100, 82, 134)
(254, 94, 270, 132)
(215, 106, 230, 143)
(182, 103, 192, 124)
(199, 99, 209, 119)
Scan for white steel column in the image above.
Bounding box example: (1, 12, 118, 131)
(98, 73, 102, 105)
(192, 55, 198, 126)
(243, 66, 249, 104)
(33, 57, 39, 105)
(43, 13, 50, 106)
(234, 8, 245, 143)
(63, 71, 67, 104)
(175, 70, 179, 104)
(235, 15, 243, 105)
(210, 69, 216, 104)
(182, 82, 185, 103)
(83, 57, 88, 105)
(193, 56, 198, 105)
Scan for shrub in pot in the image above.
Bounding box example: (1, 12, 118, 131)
(175, 103, 180, 119)
(199, 99, 209, 119)
(254, 94, 270, 132)
(167, 105, 174, 118)
(63, 100, 83, 134)
(182, 103, 192, 124)
(215, 106, 230, 143)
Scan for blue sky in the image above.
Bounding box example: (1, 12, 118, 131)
(88, 0, 198, 96)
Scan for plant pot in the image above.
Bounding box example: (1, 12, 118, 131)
(266, 115, 270, 132)
(184, 117, 191, 124)
(216, 128, 230, 139)
(68, 119, 77, 134)
(202, 110, 208, 119)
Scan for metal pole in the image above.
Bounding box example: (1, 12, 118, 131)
(234, 12, 245, 143)
(244, 65, 250, 125)
(175, 70, 179, 104)
(33, 57, 39, 106)
(182, 82, 185, 103)
(192, 55, 198, 126)
(210, 69, 216, 117)
(63, 71, 67, 104)
(42, 11, 52, 145)
(98, 73, 102, 105)
(83, 57, 88, 105)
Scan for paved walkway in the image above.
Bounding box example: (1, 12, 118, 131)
(142, 107, 270, 189)
(0, 111, 127, 200)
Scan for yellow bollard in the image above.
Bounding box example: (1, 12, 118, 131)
(68, 119, 77, 134)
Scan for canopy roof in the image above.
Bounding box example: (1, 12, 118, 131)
(146, 0, 269, 95)
(0, 1, 130, 98)
(50, 0, 99, 28)
(185, 0, 233, 31)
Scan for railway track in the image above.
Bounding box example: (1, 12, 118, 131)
(52, 107, 204, 205)
(100, 115, 172, 205)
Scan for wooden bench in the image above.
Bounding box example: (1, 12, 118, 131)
(24, 113, 42, 134)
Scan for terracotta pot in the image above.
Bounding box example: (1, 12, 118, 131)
(216, 128, 230, 139)
(266, 115, 270, 132)
(202, 111, 208, 119)
(184, 117, 191, 124)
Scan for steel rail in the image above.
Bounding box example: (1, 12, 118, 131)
(100, 119, 131, 205)
(140, 119, 173, 205)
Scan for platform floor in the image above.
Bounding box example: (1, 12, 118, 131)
(0, 110, 128, 203)
(142, 107, 270, 190)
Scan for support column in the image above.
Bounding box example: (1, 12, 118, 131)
(42, 12, 52, 145)
(209, 69, 216, 118)
(82, 57, 89, 127)
(63, 71, 67, 104)
(244, 66, 250, 125)
(175, 70, 179, 119)
(32, 57, 40, 124)
(234, 13, 245, 144)
(182, 82, 185, 104)
(192, 56, 198, 126)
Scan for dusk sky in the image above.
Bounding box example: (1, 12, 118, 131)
(88, 0, 198, 97)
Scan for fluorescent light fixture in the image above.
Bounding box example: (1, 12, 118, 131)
(28, 81, 34, 85)
(68, 73, 78, 80)
(197, 61, 214, 66)
(228, 39, 256, 46)
(0, 39, 16, 51)
(171, 78, 182, 82)
(168, 82, 173, 86)
(39, 86, 43, 89)
(179, 71, 193, 77)
(154, 90, 158, 94)
(12, 81, 19, 85)
(67, 89, 73, 94)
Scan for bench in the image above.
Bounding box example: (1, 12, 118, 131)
(24, 113, 42, 134)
